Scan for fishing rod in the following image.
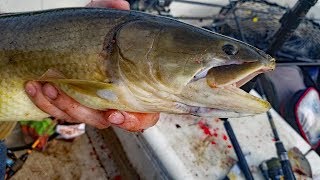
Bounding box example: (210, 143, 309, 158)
(257, 77, 296, 180)
(262, 2, 318, 177)
(221, 118, 254, 180)
(266, 0, 318, 55)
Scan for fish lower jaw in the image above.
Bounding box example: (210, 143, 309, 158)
(175, 102, 253, 118)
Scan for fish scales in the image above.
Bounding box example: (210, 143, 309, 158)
(0, 8, 275, 139)
(0, 9, 121, 120)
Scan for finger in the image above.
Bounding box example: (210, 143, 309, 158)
(41, 83, 110, 129)
(104, 110, 125, 125)
(87, 0, 130, 10)
(109, 111, 159, 131)
(25, 81, 74, 122)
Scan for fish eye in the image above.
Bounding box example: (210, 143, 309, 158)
(222, 44, 238, 56)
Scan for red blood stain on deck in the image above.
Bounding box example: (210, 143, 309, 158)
(198, 121, 212, 136)
(213, 132, 218, 137)
(222, 134, 228, 141)
(198, 121, 233, 149)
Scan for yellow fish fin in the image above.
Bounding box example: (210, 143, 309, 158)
(35, 69, 125, 110)
(39, 69, 67, 79)
(43, 79, 115, 97)
(0, 122, 17, 140)
(37, 69, 116, 96)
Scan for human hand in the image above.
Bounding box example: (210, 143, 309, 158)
(24, 0, 160, 131)
(86, 0, 130, 10)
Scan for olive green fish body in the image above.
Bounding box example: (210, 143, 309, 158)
(0, 9, 129, 121)
(0, 8, 275, 138)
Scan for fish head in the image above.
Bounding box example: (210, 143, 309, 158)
(115, 16, 275, 117)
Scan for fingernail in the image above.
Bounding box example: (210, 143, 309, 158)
(108, 112, 125, 125)
(43, 83, 58, 100)
(25, 82, 36, 97)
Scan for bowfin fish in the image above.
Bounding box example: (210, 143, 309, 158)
(0, 8, 275, 139)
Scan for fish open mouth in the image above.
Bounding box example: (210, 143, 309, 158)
(206, 60, 275, 88)
(191, 59, 275, 89)
(179, 59, 276, 117)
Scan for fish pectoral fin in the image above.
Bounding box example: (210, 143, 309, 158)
(36, 69, 116, 96)
(46, 79, 115, 97)
(34, 69, 122, 110)
(39, 78, 116, 98)
(0, 122, 17, 140)
(39, 69, 67, 80)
